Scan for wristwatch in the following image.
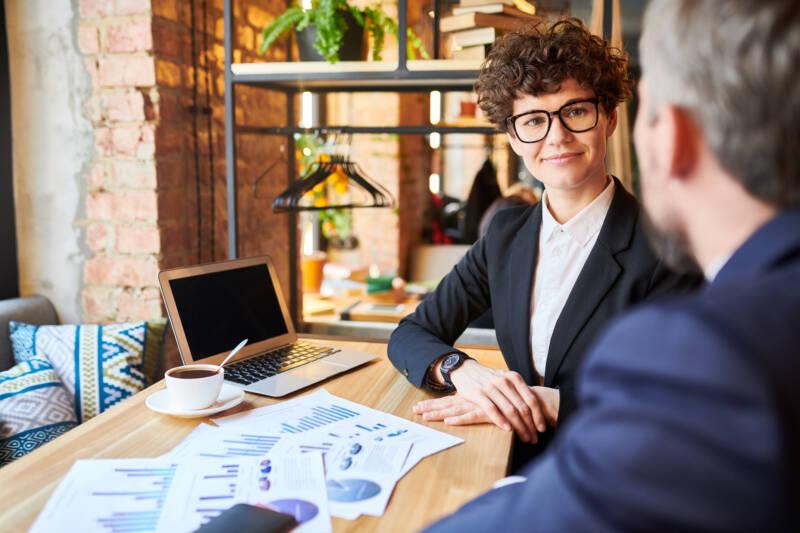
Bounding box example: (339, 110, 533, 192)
(439, 353, 470, 388)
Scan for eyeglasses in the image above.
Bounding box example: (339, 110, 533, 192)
(505, 98, 600, 143)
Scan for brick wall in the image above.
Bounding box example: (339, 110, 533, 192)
(78, 0, 289, 328)
(78, 0, 432, 340)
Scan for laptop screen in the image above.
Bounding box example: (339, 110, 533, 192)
(168, 263, 289, 360)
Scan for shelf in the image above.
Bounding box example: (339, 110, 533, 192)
(230, 59, 483, 92)
(237, 124, 502, 136)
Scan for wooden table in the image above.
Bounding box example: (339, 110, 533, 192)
(0, 339, 511, 532)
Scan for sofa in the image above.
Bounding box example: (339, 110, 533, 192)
(0, 295, 58, 372)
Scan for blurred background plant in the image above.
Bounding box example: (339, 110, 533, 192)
(296, 133, 358, 250)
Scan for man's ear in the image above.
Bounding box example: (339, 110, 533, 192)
(664, 106, 700, 180)
(606, 107, 619, 137)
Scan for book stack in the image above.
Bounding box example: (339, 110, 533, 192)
(442, 0, 539, 60)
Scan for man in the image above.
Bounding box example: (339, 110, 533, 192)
(425, 0, 800, 530)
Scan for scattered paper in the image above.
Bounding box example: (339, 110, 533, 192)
(159, 454, 331, 533)
(162, 423, 282, 460)
(30, 459, 178, 533)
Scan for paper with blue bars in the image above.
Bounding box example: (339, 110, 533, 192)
(213, 389, 463, 518)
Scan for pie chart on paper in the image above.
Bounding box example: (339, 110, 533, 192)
(326, 479, 382, 502)
(267, 499, 319, 523)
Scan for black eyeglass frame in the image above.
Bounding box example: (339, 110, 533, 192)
(505, 98, 601, 143)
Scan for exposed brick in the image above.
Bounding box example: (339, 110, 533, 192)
(114, 0, 151, 16)
(87, 192, 114, 220)
(88, 164, 106, 189)
(116, 289, 163, 321)
(85, 95, 103, 124)
(111, 160, 157, 188)
(106, 21, 153, 53)
(94, 127, 112, 156)
(111, 126, 142, 156)
(82, 286, 118, 321)
(84, 255, 116, 285)
(114, 257, 160, 286)
(78, 25, 100, 54)
(86, 223, 111, 251)
(116, 225, 161, 254)
(104, 90, 147, 122)
(112, 190, 159, 221)
(79, 0, 113, 18)
(98, 56, 156, 87)
(111, 124, 155, 158)
(84, 57, 100, 87)
(138, 124, 156, 158)
(85, 255, 159, 287)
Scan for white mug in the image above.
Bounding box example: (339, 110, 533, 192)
(164, 364, 224, 410)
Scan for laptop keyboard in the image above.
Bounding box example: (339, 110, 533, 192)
(223, 341, 341, 386)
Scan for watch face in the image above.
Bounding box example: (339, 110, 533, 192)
(443, 354, 461, 370)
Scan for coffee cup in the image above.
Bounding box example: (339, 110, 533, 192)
(165, 364, 224, 410)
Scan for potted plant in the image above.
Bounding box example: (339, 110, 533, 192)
(259, 0, 429, 63)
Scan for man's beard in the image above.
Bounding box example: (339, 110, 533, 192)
(641, 211, 702, 275)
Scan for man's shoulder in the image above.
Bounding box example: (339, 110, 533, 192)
(586, 266, 800, 381)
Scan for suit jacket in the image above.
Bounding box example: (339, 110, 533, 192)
(425, 210, 800, 532)
(389, 178, 699, 426)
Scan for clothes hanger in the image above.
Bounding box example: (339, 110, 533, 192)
(272, 131, 396, 213)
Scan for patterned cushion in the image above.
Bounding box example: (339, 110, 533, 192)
(0, 357, 78, 467)
(9, 321, 151, 422)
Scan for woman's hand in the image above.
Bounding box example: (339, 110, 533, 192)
(413, 385, 561, 442)
(418, 359, 550, 442)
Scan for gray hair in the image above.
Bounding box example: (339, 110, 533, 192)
(640, 0, 800, 207)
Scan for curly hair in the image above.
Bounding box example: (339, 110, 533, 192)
(475, 18, 633, 129)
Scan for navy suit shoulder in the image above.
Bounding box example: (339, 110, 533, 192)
(425, 213, 800, 532)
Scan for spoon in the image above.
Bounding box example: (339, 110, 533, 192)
(218, 339, 248, 370)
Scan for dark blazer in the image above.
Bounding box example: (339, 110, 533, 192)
(389, 178, 699, 426)
(425, 210, 800, 532)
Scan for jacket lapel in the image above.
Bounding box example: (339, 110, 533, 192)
(543, 180, 637, 385)
(506, 204, 542, 384)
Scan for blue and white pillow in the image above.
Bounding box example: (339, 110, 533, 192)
(0, 357, 78, 466)
(9, 322, 150, 422)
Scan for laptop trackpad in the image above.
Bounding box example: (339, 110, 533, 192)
(247, 362, 339, 397)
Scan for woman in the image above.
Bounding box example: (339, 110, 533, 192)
(387, 18, 700, 465)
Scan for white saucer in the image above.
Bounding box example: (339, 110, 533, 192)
(145, 383, 245, 418)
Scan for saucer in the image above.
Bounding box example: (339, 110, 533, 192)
(146, 383, 245, 418)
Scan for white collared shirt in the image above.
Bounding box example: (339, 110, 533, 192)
(530, 179, 615, 380)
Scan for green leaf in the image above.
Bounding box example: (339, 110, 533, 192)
(259, 7, 306, 55)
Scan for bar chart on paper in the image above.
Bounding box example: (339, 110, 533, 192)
(95, 466, 176, 531)
(159, 459, 253, 532)
(279, 403, 361, 434)
(29, 460, 178, 533)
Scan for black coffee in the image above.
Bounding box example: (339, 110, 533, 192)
(170, 368, 218, 379)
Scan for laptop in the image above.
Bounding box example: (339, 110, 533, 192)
(158, 256, 376, 397)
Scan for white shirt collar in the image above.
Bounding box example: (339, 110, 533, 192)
(704, 253, 733, 282)
(541, 177, 616, 247)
